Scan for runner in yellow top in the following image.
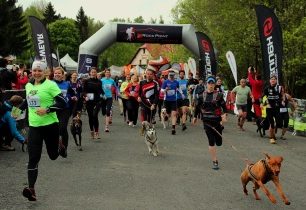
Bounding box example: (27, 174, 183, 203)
(22, 60, 67, 202)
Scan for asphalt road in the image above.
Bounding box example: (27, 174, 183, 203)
(1, 103, 306, 210)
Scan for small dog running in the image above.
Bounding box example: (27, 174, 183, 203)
(142, 121, 159, 157)
(160, 107, 169, 129)
(70, 111, 83, 151)
(240, 153, 290, 205)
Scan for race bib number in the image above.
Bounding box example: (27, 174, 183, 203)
(167, 90, 175, 96)
(280, 108, 288, 113)
(87, 93, 94, 100)
(104, 84, 112, 90)
(61, 89, 67, 97)
(27, 95, 41, 107)
(180, 84, 187, 90)
(145, 89, 154, 98)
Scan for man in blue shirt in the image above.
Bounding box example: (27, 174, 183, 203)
(161, 70, 182, 135)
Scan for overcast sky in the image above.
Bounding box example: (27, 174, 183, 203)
(17, 0, 178, 23)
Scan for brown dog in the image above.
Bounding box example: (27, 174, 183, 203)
(240, 153, 290, 205)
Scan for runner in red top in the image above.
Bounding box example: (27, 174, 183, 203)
(247, 67, 263, 118)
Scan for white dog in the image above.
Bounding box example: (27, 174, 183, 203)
(142, 121, 159, 157)
(160, 107, 169, 129)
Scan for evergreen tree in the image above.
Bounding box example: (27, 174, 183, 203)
(76, 6, 89, 43)
(43, 2, 59, 25)
(0, 0, 30, 56)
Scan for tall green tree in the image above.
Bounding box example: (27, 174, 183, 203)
(133, 16, 145, 23)
(43, 2, 59, 26)
(48, 18, 80, 60)
(87, 17, 104, 36)
(76, 6, 89, 43)
(0, 0, 30, 56)
(172, 0, 306, 95)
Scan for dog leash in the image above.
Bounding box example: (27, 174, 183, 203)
(204, 122, 252, 165)
(140, 100, 155, 126)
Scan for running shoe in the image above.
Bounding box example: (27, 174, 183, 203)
(94, 132, 101, 139)
(128, 122, 133, 126)
(105, 127, 110, 132)
(212, 161, 219, 170)
(58, 139, 67, 158)
(270, 138, 276, 144)
(22, 187, 36, 201)
(90, 131, 95, 139)
(0, 144, 15, 151)
(171, 129, 176, 135)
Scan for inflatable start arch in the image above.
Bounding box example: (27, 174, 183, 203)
(78, 22, 216, 79)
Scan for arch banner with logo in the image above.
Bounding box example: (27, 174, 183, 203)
(29, 16, 53, 68)
(255, 5, 283, 84)
(195, 32, 217, 79)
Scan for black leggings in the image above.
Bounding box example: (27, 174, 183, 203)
(27, 123, 59, 188)
(266, 108, 280, 129)
(121, 98, 128, 119)
(86, 101, 101, 132)
(203, 120, 222, 146)
(127, 99, 139, 125)
(101, 98, 113, 117)
(0, 124, 13, 146)
(278, 112, 289, 129)
(57, 109, 71, 148)
(140, 106, 156, 123)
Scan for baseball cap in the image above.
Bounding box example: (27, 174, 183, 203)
(206, 76, 216, 83)
(32, 60, 47, 71)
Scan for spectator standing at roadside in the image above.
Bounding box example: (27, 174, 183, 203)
(0, 58, 17, 91)
(14, 64, 29, 90)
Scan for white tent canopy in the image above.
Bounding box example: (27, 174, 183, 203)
(109, 65, 124, 77)
(60, 53, 78, 71)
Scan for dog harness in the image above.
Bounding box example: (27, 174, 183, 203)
(144, 129, 157, 144)
(247, 159, 274, 183)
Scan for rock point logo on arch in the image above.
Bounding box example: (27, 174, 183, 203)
(201, 40, 210, 52)
(117, 24, 182, 44)
(263, 17, 273, 37)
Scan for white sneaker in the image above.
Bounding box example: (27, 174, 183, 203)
(129, 122, 133, 126)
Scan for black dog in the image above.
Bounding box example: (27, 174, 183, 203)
(256, 117, 270, 137)
(70, 112, 83, 151)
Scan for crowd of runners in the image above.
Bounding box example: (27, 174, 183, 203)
(0, 57, 296, 201)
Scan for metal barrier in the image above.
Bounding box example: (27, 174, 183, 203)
(289, 99, 306, 136)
